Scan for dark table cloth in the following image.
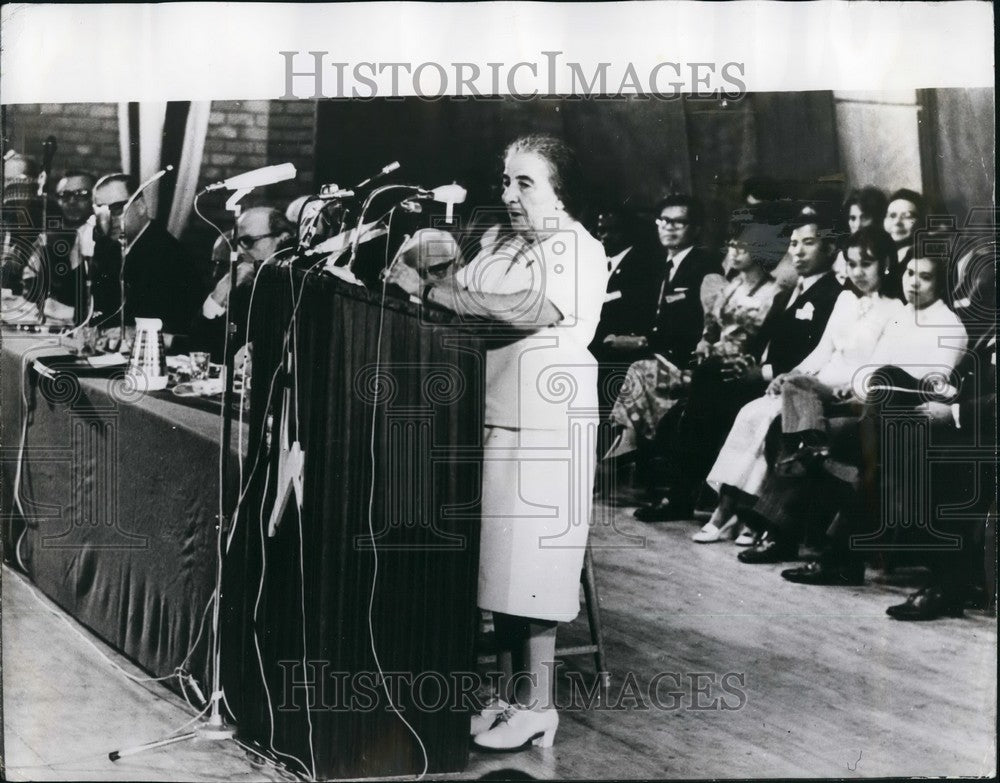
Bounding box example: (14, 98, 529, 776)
(1, 331, 242, 685)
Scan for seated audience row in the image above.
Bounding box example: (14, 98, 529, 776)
(592, 186, 992, 623)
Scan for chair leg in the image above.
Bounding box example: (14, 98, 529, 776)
(581, 546, 610, 701)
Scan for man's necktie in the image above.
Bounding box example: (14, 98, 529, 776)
(786, 279, 805, 309)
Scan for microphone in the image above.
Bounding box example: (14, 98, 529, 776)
(421, 182, 467, 224)
(37, 136, 57, 196)
(122, 165, 175, 220)
(205, 162, 297, 192)
(42, 136, 57, 170)
(354, 161, 400, 191)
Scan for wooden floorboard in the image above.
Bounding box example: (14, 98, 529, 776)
(460, 497, 997, 780)
(2, 491, 995, 780)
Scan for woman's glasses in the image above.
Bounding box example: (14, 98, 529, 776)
(655, 217, 689, 228)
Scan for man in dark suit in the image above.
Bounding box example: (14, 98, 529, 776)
(589, 208, 662, 410)
(645, 195, 723, 365)
(188, 207, 295, 362)
(89, 173, 203, 336)
(729, 216, 855, 557)
(636, 212, 843, 523)
(623, 194, 724, 516)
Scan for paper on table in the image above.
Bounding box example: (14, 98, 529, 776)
(86, 352, 127, 367)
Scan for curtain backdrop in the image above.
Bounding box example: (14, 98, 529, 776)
(118, 100, 211, 238)
(168, 101, 211, 237)
(931, 88, 995, 223)
(117, 102, 132, 179)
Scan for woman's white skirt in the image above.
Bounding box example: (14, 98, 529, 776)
(478, 424, 597, 623)
(705, 394, 782, 498)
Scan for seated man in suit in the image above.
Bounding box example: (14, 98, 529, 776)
(188, 206, 295, 362)
(646, 195, 723, 366)
(589, 207, 662, 411)
(605, 195, 723, 472)
(636, 208, 843, 521)
(89, 173, 203, 337)
(20, 170, 96, 322)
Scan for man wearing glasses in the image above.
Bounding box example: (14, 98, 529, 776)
(18, 172, 95, 320)
(646, 194, 723, 367)
(88, 173, 201, 336)
(191, 206, 294, 360)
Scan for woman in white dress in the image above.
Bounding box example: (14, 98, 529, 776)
(696, 225, 903, 542)
(385, 135, 608, 752)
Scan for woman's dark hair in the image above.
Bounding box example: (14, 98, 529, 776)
(844, 186, 888, 224)
(742, 175, 781, 203)
(504, 135, 583, 219)
(654, 193, 704, 228)
(845, 225, 896, 277)
(887, 188, 925, 217)
(726, 204, 791, 269)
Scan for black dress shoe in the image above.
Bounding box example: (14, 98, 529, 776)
(781, 560, 864, 586)
(633, 498, 693, 522)
(887, 586, 965, 621)
(737, 534, 797, 564)
(774, 444, 830, 478)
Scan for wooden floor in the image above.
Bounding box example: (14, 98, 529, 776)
(3, 488, 996, 780)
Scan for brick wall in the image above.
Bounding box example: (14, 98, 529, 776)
(2, 103, 121, 183)
(3, 100, 318, 256)
(186, 99, 317, 253)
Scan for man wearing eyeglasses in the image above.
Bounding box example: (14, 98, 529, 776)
(88, 172, 201, 336)
(647, 194, 723, 367)
(613, 194, 722, 516)
(19, 172, 96, 319)
(191, 206, 294, 361)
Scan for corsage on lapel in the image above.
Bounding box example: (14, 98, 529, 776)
(795, 301, 815, 321)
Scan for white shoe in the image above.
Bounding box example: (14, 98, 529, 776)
(470, 697, 510, 736)
(734, 526, 758, 547)
(473, 705, 559, 751)
(692, 514, 739, 543)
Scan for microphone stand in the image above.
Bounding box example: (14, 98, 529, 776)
(36, 149, 53, 325)
(219, 187, 249, 506)
(108, 176, 249, 767)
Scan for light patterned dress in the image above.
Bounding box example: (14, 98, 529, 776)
(611, 274, 780, 442)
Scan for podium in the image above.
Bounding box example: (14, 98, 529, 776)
(222, 265, 484, 778)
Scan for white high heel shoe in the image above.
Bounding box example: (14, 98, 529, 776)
(472, 705, 559, 752)
(470, 697, 510, 736)
(692, 514, 739, 543)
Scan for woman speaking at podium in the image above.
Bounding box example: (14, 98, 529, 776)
(386, 134, 608, 752)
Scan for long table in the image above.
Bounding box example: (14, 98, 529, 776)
(3, 263, 486, 778)
(1, 331, 241, 685)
